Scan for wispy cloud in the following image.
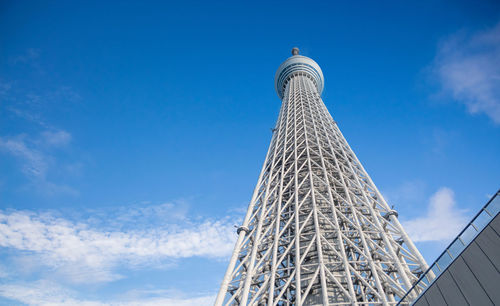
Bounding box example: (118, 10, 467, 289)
(0, 280, 215, 306)
(0, 80, 12, 96)
(383, 180, 427, 208)
(40, 130, 72, 147)
(2, 77, 81, 130)
(433, 22, 500, 124)
(1, 49, 84, 196)
(6, 106, 49, 128)
(9, 48, 40, 65)
(0, 131, 77, 195)
(0, 264, 8, 278)
(402, 187, 469, 242)
(0, 204, 236, 284)
(0, 134, 47, 179)
(5, 85, 81, 128)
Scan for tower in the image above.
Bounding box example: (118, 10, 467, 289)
(216, 48, 430, 305)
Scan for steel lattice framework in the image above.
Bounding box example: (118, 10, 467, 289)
(215, 48, 430, 305)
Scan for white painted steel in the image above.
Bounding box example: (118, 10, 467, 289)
(215, 50, 429, 305)
(275, 52, 324, 99)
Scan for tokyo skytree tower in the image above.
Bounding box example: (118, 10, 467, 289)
(215, 48, 429, 305)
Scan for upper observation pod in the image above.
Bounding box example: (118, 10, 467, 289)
(274, 47, 324, 99)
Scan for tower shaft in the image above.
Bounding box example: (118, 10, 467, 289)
(216, 51, 429, 305)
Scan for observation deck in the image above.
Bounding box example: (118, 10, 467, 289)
(274, 47, 324, 99)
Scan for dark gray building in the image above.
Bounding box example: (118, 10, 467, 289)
(399, 189, 500, 305)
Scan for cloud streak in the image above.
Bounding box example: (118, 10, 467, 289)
(433, 22, 500, 124)
(0, 135, 47, 178)
(9, 48, 40, 65)
(402, 187, 469, 243)
(0, 280, 215, 306)
(40, 130, 72, 147)
(0, 205, 236, 283)
(0, 130, 77, 195)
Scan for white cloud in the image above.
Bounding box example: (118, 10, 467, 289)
(0, 80, 11, 96)
(107, 202, 190, 229)
(433, 22, 500, 124)
(9, 48, 40, 64)
(0, 280, 215, 306)
(0, 135, 47, 178)
(0, 131, 77, 195)
(0, 280, 87, 306)
(383, 180, 426, 208)
(40, 130, 72, 147)
(0, 203, 232, 304)
(402, 187, 469, 242)
(0, 264, 8, 278)
(0, 207, 236, 283)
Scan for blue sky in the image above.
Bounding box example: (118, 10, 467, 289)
(0, 1, 499, 304)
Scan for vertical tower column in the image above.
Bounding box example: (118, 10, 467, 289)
(215, 48, 429, 305)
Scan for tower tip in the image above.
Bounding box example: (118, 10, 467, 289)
(291, 47, 300, 56)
